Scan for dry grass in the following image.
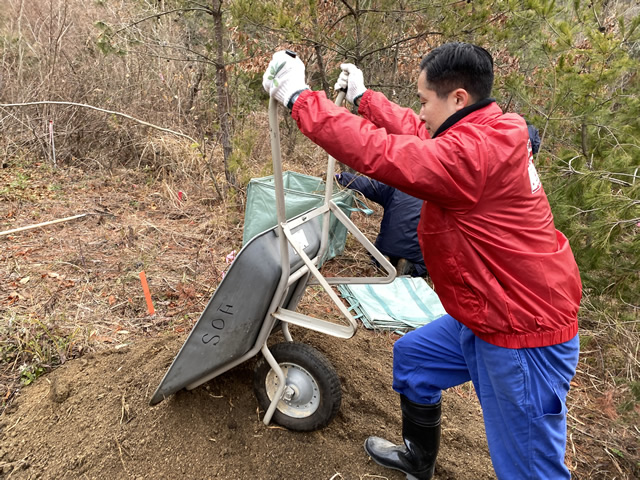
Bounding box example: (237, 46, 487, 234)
(564, 292, 640, 478)
(0, 0, 224, 175)
(0, 148, 232, 401)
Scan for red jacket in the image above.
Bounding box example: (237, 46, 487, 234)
(292, 89, 581, 348)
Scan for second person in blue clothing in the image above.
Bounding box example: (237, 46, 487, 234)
(336, 171, 427, 277)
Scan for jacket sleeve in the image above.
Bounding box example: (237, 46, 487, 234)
(292, 90, 485, 211)
(358, 90, 430, 140)
(337, 172, 392, 206)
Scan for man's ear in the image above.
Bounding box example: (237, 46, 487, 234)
(451, 88, 470, 111)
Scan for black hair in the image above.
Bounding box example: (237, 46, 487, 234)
(419, 42, 494, 101)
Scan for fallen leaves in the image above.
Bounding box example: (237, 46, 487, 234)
(7, 292, 25, 304)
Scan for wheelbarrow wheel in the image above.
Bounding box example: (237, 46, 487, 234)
(253, 341, 341, 432)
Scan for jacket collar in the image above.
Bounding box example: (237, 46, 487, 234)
(432, 98, 496, 138)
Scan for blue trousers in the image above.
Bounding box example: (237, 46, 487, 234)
(392, 314, 579, 480)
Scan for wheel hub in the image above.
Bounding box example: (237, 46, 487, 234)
(265, 363, 320, 418)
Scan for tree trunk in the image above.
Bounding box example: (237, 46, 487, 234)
(211, 0, 236, 188)
(310, 2, 329, 95)
(314, 42, 329, 95)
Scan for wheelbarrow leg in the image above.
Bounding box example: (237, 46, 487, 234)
(281, 322, 293, 342)
(260, 343, 287, 426)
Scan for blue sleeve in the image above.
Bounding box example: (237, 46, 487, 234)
(527, 124, 541, 155)
(337, 172, 393, 206)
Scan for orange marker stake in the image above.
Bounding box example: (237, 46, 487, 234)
(139, 271, 155, 315)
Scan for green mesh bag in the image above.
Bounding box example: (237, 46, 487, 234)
(243, 171, 355, 261)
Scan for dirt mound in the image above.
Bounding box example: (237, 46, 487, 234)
(0, 327, 494, 479)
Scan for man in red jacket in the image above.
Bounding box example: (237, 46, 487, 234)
(263, 43, 581, 480)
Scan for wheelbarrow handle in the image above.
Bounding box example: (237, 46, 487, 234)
(317, 83, 346, 263)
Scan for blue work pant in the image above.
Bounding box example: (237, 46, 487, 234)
(392, 314, 579, 480)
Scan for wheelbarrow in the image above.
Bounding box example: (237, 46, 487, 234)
(150, 54, 395, 431)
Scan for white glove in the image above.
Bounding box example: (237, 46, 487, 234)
(333, 63, 367, 105)
(262, 51, 309, 107)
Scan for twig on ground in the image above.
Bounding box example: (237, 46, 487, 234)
(114, 435, 131, 477)
(0, 213, 88, 237)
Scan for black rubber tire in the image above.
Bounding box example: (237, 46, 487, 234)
(253, 342, 341, 432)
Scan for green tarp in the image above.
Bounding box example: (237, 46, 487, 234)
(338, 277, 447, 333)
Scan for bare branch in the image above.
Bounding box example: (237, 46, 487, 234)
(112, 7, 212, 36)
(0, 101, 198, 145)
(359, 31, 441, 61)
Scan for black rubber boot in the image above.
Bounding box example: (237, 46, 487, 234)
(364, 395, 441, 480)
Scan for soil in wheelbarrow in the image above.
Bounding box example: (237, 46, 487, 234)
(1, 326, 495, 479)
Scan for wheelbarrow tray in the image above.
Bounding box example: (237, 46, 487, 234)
(150, 212, 322, 405)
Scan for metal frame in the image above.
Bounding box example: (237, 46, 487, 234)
(256, 93, 396, 425)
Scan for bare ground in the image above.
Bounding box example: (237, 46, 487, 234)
(0, 159, 638, 479)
